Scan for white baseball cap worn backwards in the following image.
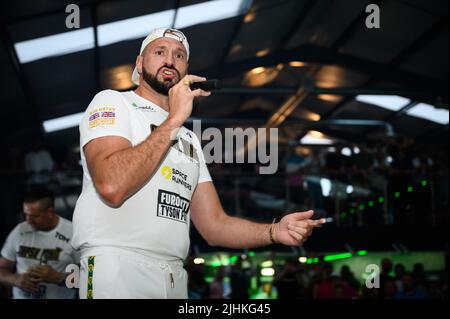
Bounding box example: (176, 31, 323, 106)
(131, 28, 190, 85)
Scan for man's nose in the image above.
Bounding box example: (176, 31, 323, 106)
(163, 53, 175, 66)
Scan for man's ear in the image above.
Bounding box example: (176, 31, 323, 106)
(47, 207, 55, 215)
(136, 55, 143, 74)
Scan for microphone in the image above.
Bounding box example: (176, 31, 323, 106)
(190, 79, 222, 91)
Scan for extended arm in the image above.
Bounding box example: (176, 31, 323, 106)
(190, 182, 324, 248)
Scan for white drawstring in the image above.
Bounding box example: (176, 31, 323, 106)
(159, 263, 174, 288)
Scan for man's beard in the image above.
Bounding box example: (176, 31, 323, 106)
(142, 65, 180, 96)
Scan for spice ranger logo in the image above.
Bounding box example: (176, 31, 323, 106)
(161, 165, 192, 191)
(131, 102, 155, 112)
(157, 190, 190, 224)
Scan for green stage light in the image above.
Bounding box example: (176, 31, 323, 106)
(261, 260, 273, 268)
(357, 250, 368, 256)
(394, 192, 400, 198)
(248, 251, 256, 257)
(368, 201, 374, 207)
(358, 204, 365, 210)
(421, 180, 428, 186)
(229, 256, 238, 263)
(324, 253, 353, 261)
(261, 268, 275, 276)
(378, 197, 385, 203)
(407, 186, 413, 192)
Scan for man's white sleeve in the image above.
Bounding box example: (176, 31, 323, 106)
(1, 225, 20, 262)
(80, 89, 132, 149)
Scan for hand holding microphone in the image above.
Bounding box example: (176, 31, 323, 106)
(168, 75, 212, 126)
(189, 79, 222, 92)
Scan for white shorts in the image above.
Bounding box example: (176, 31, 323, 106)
(78, 247, 188, 299)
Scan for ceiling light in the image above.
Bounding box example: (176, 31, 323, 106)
(341, 147, 352, 157)
(245, 66, 280, 87)
(320, 178, 332, 197)
(309, 130, 324, 138)
(102, 64, 134, 90)
(42, 112, 84, 133)
(346, 185, 354, 194)
(308, 112, 321, 121)
(256, 49, 270, 57)
(15, 28, 95, 64)
(300, 134, 334, 145)
(356, 95, 411, 111)
(406, 103, 449, 125)
(244, 11, 255, 23)
(251, 67, 265, 75)
(175, 0, 246, 29)
(15, 0, 248, 64)
(288, 61, 305, 67)
(318, 94, 342, 103)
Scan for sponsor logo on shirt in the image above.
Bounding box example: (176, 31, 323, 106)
(160, 165, 192, 191)
(176, 137, 199, 162)
(132, 102, 156, 112)
(55, 232, 70, 243)
(161, 165, 172, 179)
(149, 124, 199, 163)
(157, 190, 190, 224)
(89, 107, 116, 128)
(17, 246, 63, 262)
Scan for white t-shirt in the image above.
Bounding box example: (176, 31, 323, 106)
(24, 150, 54, 173)
(1, 217, 78, 299)
(72, 90, 211, 261)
